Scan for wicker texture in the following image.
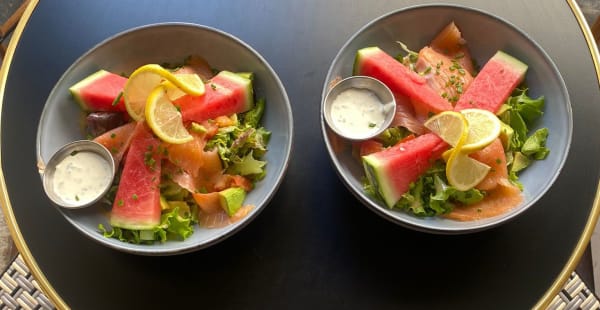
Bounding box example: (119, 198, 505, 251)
(548, 272, 600, 310)
(0, 255, 54, 309)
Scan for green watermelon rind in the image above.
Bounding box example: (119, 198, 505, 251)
(492, 51, 528, 75)
(362, 154, 400, 208)
(68, 69, 111, 111)
(214, 70, 254, 113)
(109, 217, 159, 231)
(353, 46, 380, 76)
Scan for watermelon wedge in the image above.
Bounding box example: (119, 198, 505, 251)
(110, 122, 162, 230)
(454, 51, 528, 113)
(174, 71, 254, 123)
(362, 133, 448, 207)
(69, 70, 127, 112)
(353, 47, 453, 117)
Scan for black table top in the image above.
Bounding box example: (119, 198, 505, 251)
(1, 0, 600, 309)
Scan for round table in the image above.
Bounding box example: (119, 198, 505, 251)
(1, 0, 599, 309)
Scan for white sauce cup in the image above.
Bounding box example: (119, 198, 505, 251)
(42, 140, 116, 209)
(323, 76, 396, 140)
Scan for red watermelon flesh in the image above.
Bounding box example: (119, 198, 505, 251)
(69, 70, 127, 112)
(454, 51, 528, 113)
(353, 47, 453, 117)
(110, 122, 162, 230)
(362, 133, 448, 207)
(174, 71, 254, 123)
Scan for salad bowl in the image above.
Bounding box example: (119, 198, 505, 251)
(36, 23, 293, 255)
(321, 4, 572, 234)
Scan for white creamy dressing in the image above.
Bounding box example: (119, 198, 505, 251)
(53, 151, 112, 205)
(330, 88, 389, 138)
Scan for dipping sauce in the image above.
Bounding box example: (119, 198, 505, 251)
(330, 88, 389, 139)
(52, 151, 112, 205)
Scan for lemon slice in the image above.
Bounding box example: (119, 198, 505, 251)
(460, 108, 501, 152)
(123, 64, 205, 121)
(423, 111, 468, 146)
(145, 85, 193, 144)
(425, 110, 492, 190)
(425, 109, 501, 153)
(446, 151, 491, 191)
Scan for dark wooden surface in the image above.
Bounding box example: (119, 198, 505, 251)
(1, 0, 600, 309)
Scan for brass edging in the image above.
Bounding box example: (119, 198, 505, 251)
(0, 0, 69, 309)
(534, 1, 600, 309)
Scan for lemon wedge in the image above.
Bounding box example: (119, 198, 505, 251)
(123, 64, 205, 121)
(446, 151, 491, 191)
(424, 109, 494, 190)
(423, 111, 468, 146)
(425, 108, 501, 152)
(460, 108, 502, 152)
(145, 85, 193, 144)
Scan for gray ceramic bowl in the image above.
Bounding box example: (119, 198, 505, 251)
(321, 4, 572, 234)
(36, 23, 293, 255)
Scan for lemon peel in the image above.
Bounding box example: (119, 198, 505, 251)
(123, 64, 205, 121)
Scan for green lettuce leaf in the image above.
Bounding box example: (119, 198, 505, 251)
(206, 102, 271, 181)
(158, 207, 194, 241)
(498, 88, 545, 150)
(375, 126, 410, 147)
(383, 162, 485, 217)
(498, 88, 549, 187)
(99, 224, 141, 244)
(243, 98, 265, 128)
(395, 41, 419, 71)
(228, 150, 267, 177)
(99, 206, 195, 244)
(521, 128, 550, 160)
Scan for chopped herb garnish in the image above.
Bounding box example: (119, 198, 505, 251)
(132, 194, 138, 200)
(111, 91, 123, 106)
(111, 133, 116, 139)
(70, 150, 79, 156)
(144, 151, 156, 169)
(211, 83, 217, 90)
